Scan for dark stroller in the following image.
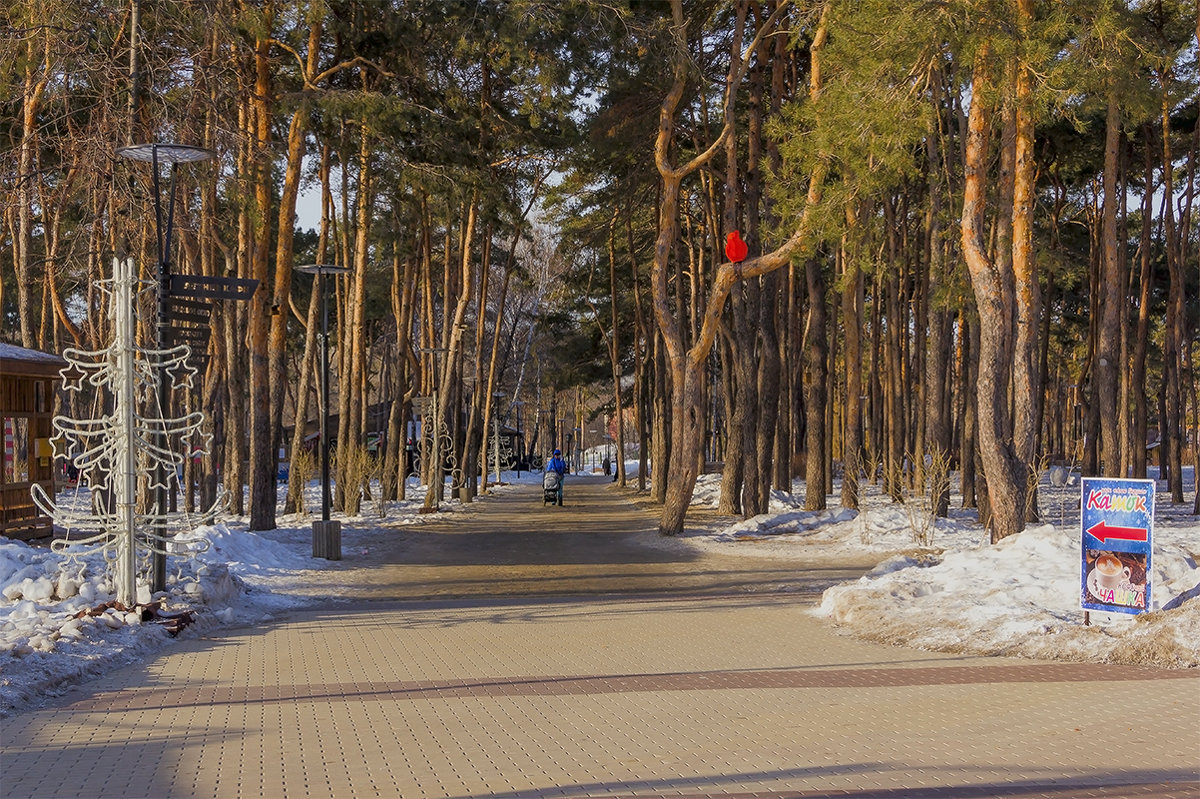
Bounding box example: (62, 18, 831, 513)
(542, 470, 562, 506)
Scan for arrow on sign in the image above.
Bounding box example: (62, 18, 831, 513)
(1086, 520, 1148, 544)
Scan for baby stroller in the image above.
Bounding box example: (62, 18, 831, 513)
(542, 470, 562, 506)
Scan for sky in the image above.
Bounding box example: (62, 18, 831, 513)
(1, 461, 1197, 717)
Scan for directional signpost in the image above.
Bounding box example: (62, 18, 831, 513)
(1080, 477, 1154, 616)
(117, 143, 258, 592)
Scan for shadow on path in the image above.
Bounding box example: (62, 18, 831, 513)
(303, 477, 876, 602)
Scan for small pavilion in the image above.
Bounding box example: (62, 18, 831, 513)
(1, 342, 65, 540)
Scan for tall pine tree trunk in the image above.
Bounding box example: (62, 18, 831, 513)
(1132, 126, 1155, 480)
(1160, 87, 1187, 503)
(1011, 3, 1041, 521)
(840, 218, 863, 510)
(960, 50, 1027, 543)
(1097, 92, 1123, 476)
(247, 19, 276, 529)
(718, 332, 745, 514)
(804, 255, 828, 511)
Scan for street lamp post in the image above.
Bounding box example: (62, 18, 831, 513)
(492, 391, 505, 489)
(589, 428, 601, 472)
(511, 400, 525, 477)
(297, 264, 350, 559)
(116, 142, 213, 592)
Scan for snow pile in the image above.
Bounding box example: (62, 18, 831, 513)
(684, 470, 1200, 669)
(0, 532, 241, 712)
(719, 507, 858, 540)
(689, 474, 723, 507)
(816, 522, 1200, 667)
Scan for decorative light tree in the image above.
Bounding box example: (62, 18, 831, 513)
(30, 258, 221, 606)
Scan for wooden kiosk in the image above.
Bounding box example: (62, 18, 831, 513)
(1, 343, 65, 540)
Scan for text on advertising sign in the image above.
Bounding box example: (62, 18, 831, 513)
(1080, 477, 1154, 616)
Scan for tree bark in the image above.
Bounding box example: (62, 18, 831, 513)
(961, 49, 1025, 542)
(247, 8, 277, 530)
(1011, 0, 1041, 520)
(925, 146, 952, 515)
(1097, 91, 1123, 476)
(718, 330, 745, 514)
(840, 218, 863, 510)
(653, 0, 823, 534)
(804, 254, 828, 511)
(16, 31, 50, 348)
(1160, 85, 1187, 503)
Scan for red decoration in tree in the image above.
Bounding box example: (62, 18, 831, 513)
(725, 230, 748, 263)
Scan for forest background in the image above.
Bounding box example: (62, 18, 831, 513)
(2, 0, 1198, 540)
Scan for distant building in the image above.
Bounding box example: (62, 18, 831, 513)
(1, 343, 65, 539)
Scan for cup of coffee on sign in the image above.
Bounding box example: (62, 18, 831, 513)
(1094, 552, 1131, 591)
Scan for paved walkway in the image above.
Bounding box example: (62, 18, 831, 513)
(3, 478, 1198, 798)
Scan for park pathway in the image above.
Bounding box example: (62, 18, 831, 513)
(2, 478, 1197, 798)
(301, 474, 875, 601)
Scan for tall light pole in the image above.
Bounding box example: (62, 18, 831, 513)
(297, 264, 350, 559)
(511, 400, 525, 477)
(492, 391, 505, 489)
(116, 142, 213, 592)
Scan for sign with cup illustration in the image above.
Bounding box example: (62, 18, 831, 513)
(1080, 477, 1153, 615)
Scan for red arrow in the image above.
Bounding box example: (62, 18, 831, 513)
(1086, 520, 1148, 543)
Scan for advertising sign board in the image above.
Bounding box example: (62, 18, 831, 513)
(1080, 478, 1154, 615)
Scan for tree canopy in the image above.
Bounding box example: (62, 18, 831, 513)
(2, 0, 1197, 537)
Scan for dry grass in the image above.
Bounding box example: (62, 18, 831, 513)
(903, 449, 950, 547)
(336, 446, 375, 517)
(289, 448, 317, 517)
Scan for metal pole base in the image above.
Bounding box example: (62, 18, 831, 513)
(312, 520, 342, 560)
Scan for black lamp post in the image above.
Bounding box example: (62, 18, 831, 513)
(511, 400, 525, 476)
(491, 391, 505, 488)
(116, 143, 213, 592)
(297, 264, 350, 559)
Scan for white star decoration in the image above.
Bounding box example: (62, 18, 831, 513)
(31, 258, 221, 603)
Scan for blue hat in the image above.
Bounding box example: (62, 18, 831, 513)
(553, 449, 561, 455)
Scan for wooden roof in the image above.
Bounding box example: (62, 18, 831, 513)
(0, 342, 66, 379)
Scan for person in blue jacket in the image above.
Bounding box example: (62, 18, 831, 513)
(547, 448, 568, 505)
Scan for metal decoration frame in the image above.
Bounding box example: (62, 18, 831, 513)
(31, 258, 222, 606)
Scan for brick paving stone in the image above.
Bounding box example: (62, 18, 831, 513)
(2, 480, 1197, 799)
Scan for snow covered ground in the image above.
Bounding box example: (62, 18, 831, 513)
(682, 467, 1199, 670)
(2, 462, 1197, 716)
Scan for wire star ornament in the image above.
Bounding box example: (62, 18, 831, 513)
(31, 257, 222, 603)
